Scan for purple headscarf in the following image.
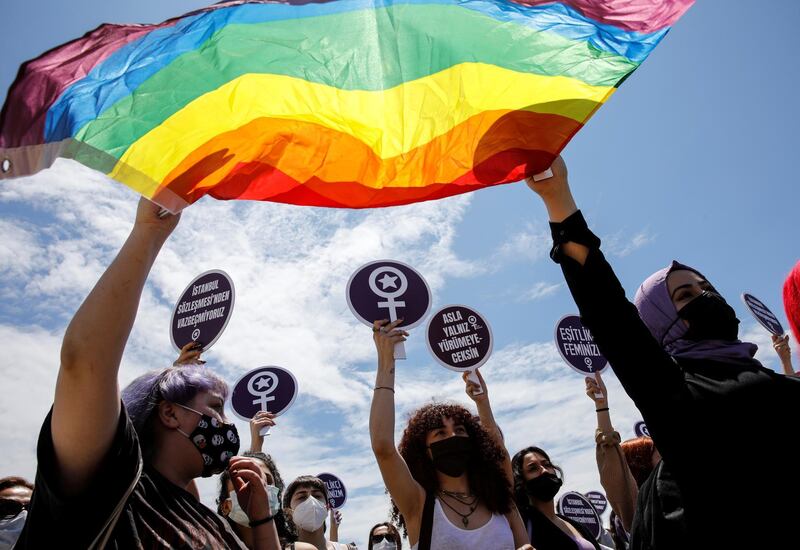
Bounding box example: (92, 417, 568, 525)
(633, 260, 758, 366)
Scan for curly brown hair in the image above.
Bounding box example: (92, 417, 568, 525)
(390, 402, 513, 535)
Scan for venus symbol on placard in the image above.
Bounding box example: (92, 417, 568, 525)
(368, 266, 408, 321)
(248, 371, 279, 410)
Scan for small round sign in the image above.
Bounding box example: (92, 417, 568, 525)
(346, 260, 431, 329)
(230, 366, 298, 421)
(426, 305, 493, 372)
(1, 159, 10, 173)
(317, 472, 347, 509)
(741, 293, 784, 336)
(634, 420, 650, 438)
(171, 270, 235, 351)
(557, 491, 603, 541)
(585, 491, 608, 515)
(554, 315, 608, 375)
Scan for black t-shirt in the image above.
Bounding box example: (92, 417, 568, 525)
(16, 405, 247, 549)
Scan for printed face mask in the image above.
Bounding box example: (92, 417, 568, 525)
(525, 472, 563, 502)
(176, 403, 240, 477)
(292, 495, 328, 532)
(678, 291, 740, 342)
(428, 435, 472, 477)
(373, 541, 398, 550)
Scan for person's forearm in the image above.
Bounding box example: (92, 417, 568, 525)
(370, 357, 397, 456)
(251, 520, 281, 550)
(476, 401, 504, 450)
(780, 356, 795, 376)
(596, 409, 614, 433)
(60, 227, 166, 375)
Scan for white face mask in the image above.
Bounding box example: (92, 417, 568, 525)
(228, 497, 250, 527)
(266, 484, 282, 517)
(292, 495, 327, 532)
(0, 509, 28, 546)
(373, 541, 397, 550)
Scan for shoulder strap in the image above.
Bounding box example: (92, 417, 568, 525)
(87, 450, 144, 550)
(417, 492, 435, 550)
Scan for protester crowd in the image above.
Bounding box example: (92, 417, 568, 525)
(2, 158, 799, 550)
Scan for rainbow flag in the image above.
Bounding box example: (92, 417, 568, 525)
(0, 0, 693, 211)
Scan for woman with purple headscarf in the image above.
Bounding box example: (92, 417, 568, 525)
(525, 157, 800, 550)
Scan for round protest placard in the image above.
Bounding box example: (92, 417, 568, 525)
(317, 472, 347, 509)
(554, 315, 608, 375)
(741, 293, 784, 336)
(171, 270, 235, 351)
(426, 305, 493, 372)
(346, 260, 431, 329)
(585, 491, 608, 515)
(230, 366, 298, 423)
(557, 491, 603, 541)
(634, 420, 650, 438)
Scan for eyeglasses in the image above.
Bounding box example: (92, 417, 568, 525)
(371, 533, 394, 543)
(0, 498, 28, 519)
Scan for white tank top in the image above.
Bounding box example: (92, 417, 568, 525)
(410, 499, 515, 550)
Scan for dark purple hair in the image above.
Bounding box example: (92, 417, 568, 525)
(121, 365, 228, 459)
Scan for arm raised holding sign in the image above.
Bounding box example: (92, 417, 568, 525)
(585, 373, 638, 533)
(462, 369, 513, 482)
(369, 319, 426, 540)
(772, 334, 797, 377)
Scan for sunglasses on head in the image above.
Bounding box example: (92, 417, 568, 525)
(0, 498, 28, 519)
(372, 533, 394, 543)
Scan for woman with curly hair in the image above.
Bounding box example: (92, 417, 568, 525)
(369, 319, 531, 550)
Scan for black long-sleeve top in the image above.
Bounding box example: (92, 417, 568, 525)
(550, 211, 800, 549)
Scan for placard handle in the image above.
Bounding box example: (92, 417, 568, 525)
(467, 370, 484, 396)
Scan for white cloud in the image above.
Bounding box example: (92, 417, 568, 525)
(603, 229, 656, 258)
(492, 225, 551, 265)
(519, 281, 563, 302)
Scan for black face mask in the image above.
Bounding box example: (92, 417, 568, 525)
(678, 291, 740, 342)
(429, 436, 472, 477)
(525, 472, 562, 502)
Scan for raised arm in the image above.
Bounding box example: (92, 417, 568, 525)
(586, 372, 638, 531)
(369, 319, 426, 541)
(52, 198, 179, 495)
(773, 334, 796, 377)
(524, 158, 686, 439)
(462, 370, 512, 482)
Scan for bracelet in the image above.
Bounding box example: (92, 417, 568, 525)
(249, 514, 274, 527)
(374, 386, 395, 393)
(595, 407, 609, 412)
(595, 429, 621, 445)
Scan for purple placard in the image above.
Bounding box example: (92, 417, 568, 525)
(426, 305, 493, 372)
(317, 472, 347, 509)
(585, 491, 608, 515)
(230, 366, 298, 422)
(171, 270, 235, 351)
(554, 315, 608, 375)
(634, 421, 650, 438)
(741, 293, 784, 336)
(346, 260, 431, 329)
(557, 491, 602, 541)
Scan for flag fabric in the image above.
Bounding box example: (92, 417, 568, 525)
(0, 0, 693, 211)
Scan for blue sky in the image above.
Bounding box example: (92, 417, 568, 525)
(1, 1, 799, 547)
